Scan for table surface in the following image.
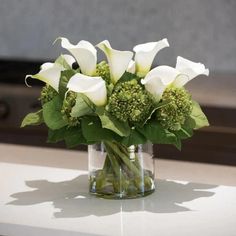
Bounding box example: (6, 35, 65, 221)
(0, 143, 236, 236)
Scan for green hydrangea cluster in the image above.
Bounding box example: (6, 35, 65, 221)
(157, 87, 193, 131)
(95, 61, 110, 84)
(40, 85, 58, 105)
(107, 79, 153, 123)
(61, 91, 80, 126)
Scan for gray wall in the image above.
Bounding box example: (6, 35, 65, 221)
(1, 0, 236, 73)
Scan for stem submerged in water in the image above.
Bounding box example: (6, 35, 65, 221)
(90, 141, 155, 198)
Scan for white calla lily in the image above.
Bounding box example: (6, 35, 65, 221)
(133, 38, 169, 77)
(25, 54, 75, 92)
(141, 57, 209, 101)
(173, 56, 209, 87)
(97, 40, 133, 84)
(141, 66, 179, 101)
(26, 62, 64, 92)
(58, 37, 97, 76)
(126, 60, 136, 74)
(67, 73, 107, 106)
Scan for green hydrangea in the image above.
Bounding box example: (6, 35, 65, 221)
(157, 87, 193, 131)
(39, 85, 58, 105)
(61, 91, 80, 127)
(107, 79, 153, 123)
(95, 61, 110, 84)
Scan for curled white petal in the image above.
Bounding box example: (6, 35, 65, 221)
(59, 37, 97, 76)
(173, 56, 209, 87)
(67, 73, 107, 106)
(26, 63, 64, 92)
(97, 40, 133, 84)
(133, 38, 169, 77)
(126, 60, 136, 74)
(141, 66, 179, 101)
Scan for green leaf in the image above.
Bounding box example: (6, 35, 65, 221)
(173, 117, 194, 140)
(58, 70, 76, 98)
(55, 55, 71, 70)
(174, 137, 182, 150)
(71, 93, 94, 118)
(43, 95, 68, 130)
(47, 125, 88, 147)
(140, 99, 171, 126)
(174, 127, 193, 140)
(21, 110, 43, 127)
(121, 128, 147, 146)
(47, 127, 67, 143)
(190, 100, 209, 129)
(81, 116, 121, 142)
(117, 72, 140, 84)
(64, 126, 88, 148)
(137, 120, 178, 146)
(96, 108, 130, 137)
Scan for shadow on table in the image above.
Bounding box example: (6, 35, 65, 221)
(8, 174, 217, 218)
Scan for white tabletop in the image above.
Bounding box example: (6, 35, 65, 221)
(0, 143, 236, 236)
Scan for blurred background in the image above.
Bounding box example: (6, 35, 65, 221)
(0, 0, 236, 165)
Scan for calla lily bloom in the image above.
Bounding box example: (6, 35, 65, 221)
(97, 40, 133, 84)
(126, 60, 136, 74)
(141, 57, 209, 101)
(67, 73, 107, 106)
(25, 54, 75, 92)
(133, 38, 169, 77)
(58, 37, 97, 76)
(173, 56, 209, 87)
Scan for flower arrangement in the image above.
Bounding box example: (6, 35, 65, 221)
(22, 37, 209, 198)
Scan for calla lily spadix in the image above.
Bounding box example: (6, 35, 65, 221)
(58, 37, 97, 76)
(97, 40, 133, 84)
(67, 73, 107, 106)
(141, 57, 209, 101)
(133, 38, 169, 77)
(25, 54, 75, 92)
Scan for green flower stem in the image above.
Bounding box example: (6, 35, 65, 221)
(102, 154, 111, 172)
(93, 154, 112, 192)
(103, 141, 154, 193)
(103, 143, 127, 193)
(104, 141, 141, 177)
(90, 141, 154, 196)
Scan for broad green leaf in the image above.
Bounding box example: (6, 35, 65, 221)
(140, 99, 171, 126)
(190, 100, 209, 129)
(137, 120, 178, 145)
(81, 116, 121, 142)
(47, 125, 88, 147)
(21, 110, 43, 128)
(174, 137, 182, 150)
(174, 127, 193, 140)
(64, 126, 88, 148)
(71, 93, 94, 118)
(96, 109, 130, 137)
(173, 117, 194, 140)
(43, 95, 68, 130)
(121, 128, 147, 146)
(58, 70, 76, 98)
(47, 127, 67, 143)
(117, 72, 140, 84)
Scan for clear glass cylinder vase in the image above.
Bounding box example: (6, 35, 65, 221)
(88, 141, 155, 199)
